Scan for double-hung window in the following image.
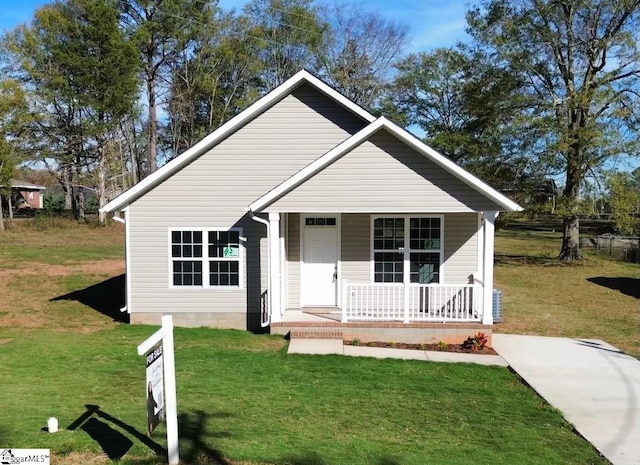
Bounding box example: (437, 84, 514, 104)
(170, 228, 242, 287)
(372, 216, 442, 284)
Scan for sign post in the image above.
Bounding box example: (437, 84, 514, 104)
(138, 315, 179, 465)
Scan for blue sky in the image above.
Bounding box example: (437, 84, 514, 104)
(0, 0, 471, 53)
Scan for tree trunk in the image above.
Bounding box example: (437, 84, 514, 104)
(0, 192, 5, 231)
(8, 194, 13, 220)
(77, 186, 85, 222)
(558, 142, 582, 261)
(146, 51, 157, 175)
(97, 144, 107, 224)
(559, 215, 581, 260)
(63, 166, 73, 210)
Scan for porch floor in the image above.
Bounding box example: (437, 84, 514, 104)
(282, 309, 341, 323)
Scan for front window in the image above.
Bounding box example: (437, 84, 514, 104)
(170, 228, 242, 287)
(208, 231, 240, 286)
(372, 216, 442, 284)
(171, 231, 203, 286)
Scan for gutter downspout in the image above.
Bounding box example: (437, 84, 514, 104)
(112, 214, 128, 313)
(249, 209, 271, 328)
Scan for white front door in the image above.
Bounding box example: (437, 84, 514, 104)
(301, 215, 339, 307)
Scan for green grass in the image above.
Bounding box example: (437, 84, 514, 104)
(0, 218, 628, 464)
(495, 229, 639, 357)
(0, 217, 124, 267)
(0, 326, 608, 465)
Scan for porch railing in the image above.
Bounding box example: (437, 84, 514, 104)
(341, 281, 482, 323)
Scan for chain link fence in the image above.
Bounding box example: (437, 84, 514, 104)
(593, 235, 639, 263)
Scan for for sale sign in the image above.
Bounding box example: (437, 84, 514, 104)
(145, 343, 165, 434)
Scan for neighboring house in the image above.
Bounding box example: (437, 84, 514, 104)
(11, 180, 46, 210)
(101, 70, 521, 340)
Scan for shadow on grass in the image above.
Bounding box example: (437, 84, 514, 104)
(67, 404, 165, 460)
(178, 410, 234, 464)
(587, 277, 640, 299)
(495, 253, 559, 266)
(50, 274, 128, 323)
(281, 451, 402, 465)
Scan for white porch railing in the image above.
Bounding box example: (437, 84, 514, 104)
(341, 281, 482, 323)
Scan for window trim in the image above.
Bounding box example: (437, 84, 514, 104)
(168, 227, 244, 289)
(369, 215, 444, 284)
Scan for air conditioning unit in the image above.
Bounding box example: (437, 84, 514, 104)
(492, 289, 503, 323)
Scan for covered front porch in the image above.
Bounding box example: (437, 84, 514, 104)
(255, 210, 499, 331)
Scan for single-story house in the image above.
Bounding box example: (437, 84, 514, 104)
(101, 70, 521, 341)
(11, 180, 46, 210)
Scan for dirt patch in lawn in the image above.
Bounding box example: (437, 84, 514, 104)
(0, 260, 124, 278)
(52, 452, 111, 465)
(344, 340, 498, 355)
(0, 259, 125, 332)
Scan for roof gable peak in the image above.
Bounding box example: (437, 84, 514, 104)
(101, 70, 375, 213)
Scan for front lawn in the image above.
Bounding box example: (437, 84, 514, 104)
(0, 218, 622, 464)
(1, 326, 608, 465)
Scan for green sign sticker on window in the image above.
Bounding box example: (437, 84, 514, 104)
(223, 246, 239, 258)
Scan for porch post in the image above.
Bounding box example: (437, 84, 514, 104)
(482, 211, 498, 325)
(268, 212, 282, 323)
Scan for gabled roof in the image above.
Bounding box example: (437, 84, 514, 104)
(248, 117, 523, 213)
(11, 179, 46, 190)
(101, 70, 376, 213)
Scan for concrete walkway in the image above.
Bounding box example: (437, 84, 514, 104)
(287, 338, 508, 366)
(493, 334, 640, 465)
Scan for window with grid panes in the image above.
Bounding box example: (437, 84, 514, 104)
(171, 231, 203, 286)
(372, 216, 442, 284)
(373, 217, 405, 282)
(409, 217, 440, 283)
(208, 230, 240, 286)
(170, 229, 241, 287)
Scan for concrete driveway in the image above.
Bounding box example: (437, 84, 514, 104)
(493, 334, 640, 465)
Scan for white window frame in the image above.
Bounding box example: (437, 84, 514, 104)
(168, 227, 244, 289)
(370, 215, 444, 284)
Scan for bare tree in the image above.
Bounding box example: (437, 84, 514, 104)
(318, 3, 409, 109)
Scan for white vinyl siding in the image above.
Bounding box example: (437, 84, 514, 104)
(340, 214, 370, 283)
(443, 213, 480, 284)
(286, 213, 301, 309)
(267, 130, 504, 213)
(127, 85, 367, 315)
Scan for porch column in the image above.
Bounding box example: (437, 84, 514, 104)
(268, 212, 282, 323)
(482, 211, 498, 325)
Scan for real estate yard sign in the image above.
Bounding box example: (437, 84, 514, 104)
(138, 316, 179, 464)
(145, 343, 164, 434)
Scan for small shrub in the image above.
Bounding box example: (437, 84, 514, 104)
(436, 340, 448, 351)
(462, 332, 488, 352)
(348, 338, 361, 346)
(417, 343, 427, 351)
(387, 340, 396, 348)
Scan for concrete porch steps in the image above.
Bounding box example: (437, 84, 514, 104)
(273, 320, 492, 345)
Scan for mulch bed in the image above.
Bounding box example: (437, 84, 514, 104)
(344, 340, 498, 355)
